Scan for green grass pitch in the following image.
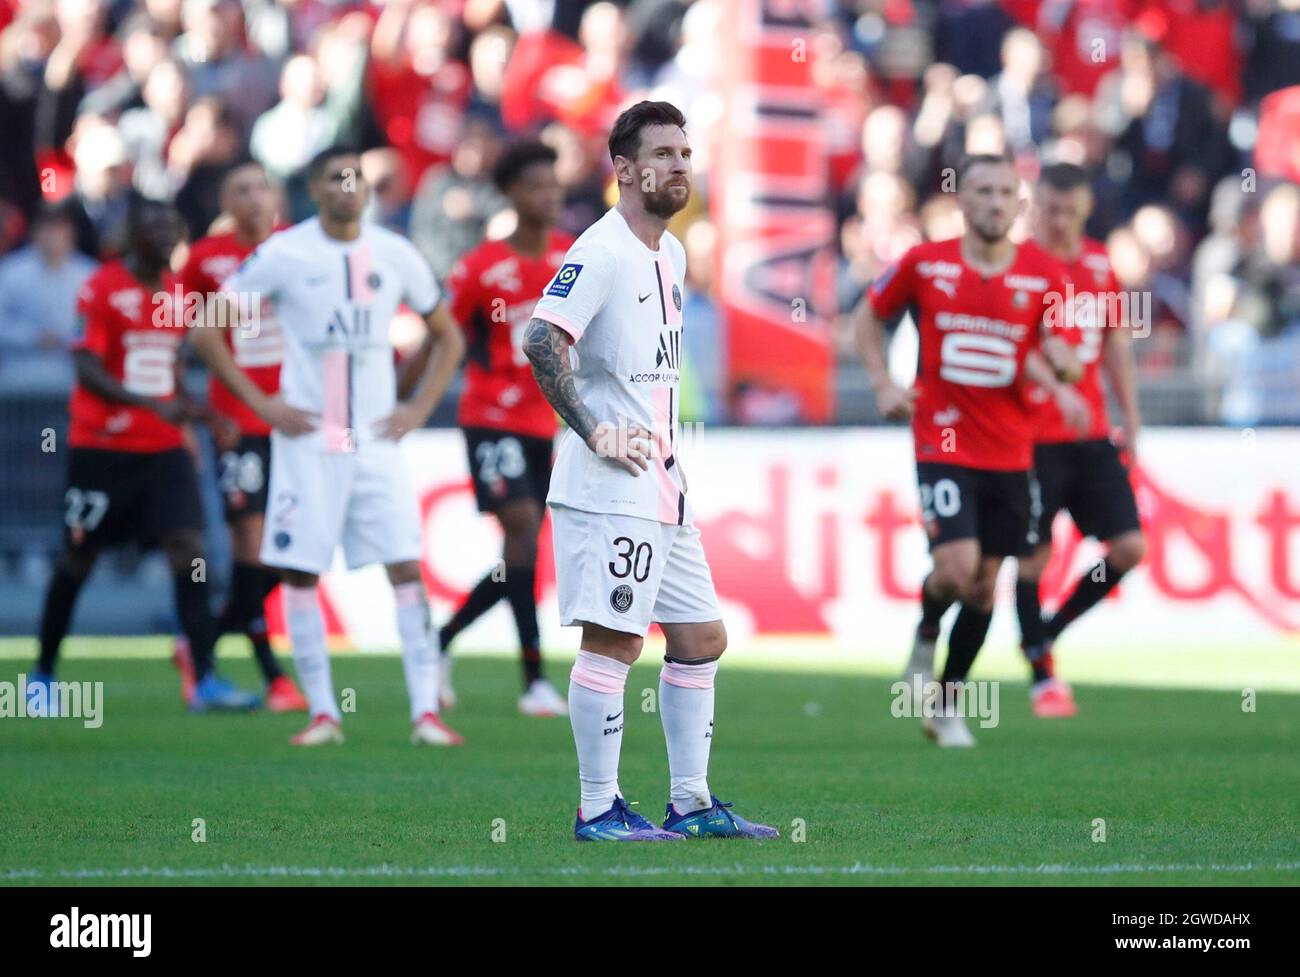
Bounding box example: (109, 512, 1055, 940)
(1, 639, 1297, 886)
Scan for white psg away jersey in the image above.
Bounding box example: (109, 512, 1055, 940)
(221, 217, 440, 453)
(531, 207, 690, 525)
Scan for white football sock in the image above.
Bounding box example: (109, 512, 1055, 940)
(395, 582, 439, 722)
(660, 659, 718, 814)
(284, 585, 339, 722)
(569, 650, 630, 820)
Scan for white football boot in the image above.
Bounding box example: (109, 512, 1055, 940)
(922, 712, 976, 748)
(518, 678, 568, 717)
(411, 711, 464, 746)
(438, 654, 457, 711)
(290, 714, 344, 746)
(903, 626, 937, 709)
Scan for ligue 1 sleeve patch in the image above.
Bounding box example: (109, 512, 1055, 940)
(546, 263, 583, 298)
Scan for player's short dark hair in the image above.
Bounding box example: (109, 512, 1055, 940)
(125, 192, 176, 227)
(956, 153, 1015, 187)
(307, 145, 361, 182)
(221, 156, 266, 187)
(1038, 161, 1090, 193)
(608, 100, 686, 164)
(32, 199, 76, 228)
(492, 140, 558, 193)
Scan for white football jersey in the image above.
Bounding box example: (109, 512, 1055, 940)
(532, 207, 690, 525)
(221, 217, 440, 452)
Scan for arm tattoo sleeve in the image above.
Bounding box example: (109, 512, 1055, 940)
(523, 317, 598, 444)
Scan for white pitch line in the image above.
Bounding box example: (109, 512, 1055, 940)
(3, 861, 1299, 882)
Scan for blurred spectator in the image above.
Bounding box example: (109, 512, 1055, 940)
(934, 0, 1015, 79)
(37, 0, 123, 156)
(63, 117, 133, 256)
(500, 1, 627, 136)
(0, 2, 52, 227)
(250, 15, 369, 221)
(171, 97, 244, 234)
(1094, 32, 1230, 232)
(1224, 182, 1300, 338)
(987, 28, 1055, 158)
(1030, 0, 1127, 98)
(118, 56, 189, 200)
(361, 146, 412, 234)
(465, 24, 515, 125)
(78, 14, 167, 118)
(540, 121, 606, 239)
(680, 217, 720, 423)
(409, 115, 507, 280)
(175, 0, 278, 139)
(0, 202, 95, 391)
(1244, 0, 1300, 104)
(1107, 223, 1190, 368)
(369, 0, 473, 188)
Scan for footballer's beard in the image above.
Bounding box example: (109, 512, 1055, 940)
(645, 183, 691, 219)
(970, 213, 1012, 244)
(324, 194, 366, 225)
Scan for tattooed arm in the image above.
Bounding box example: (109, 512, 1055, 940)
(523, 317, 650, 476)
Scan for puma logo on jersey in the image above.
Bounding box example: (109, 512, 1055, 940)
(482, 257, 522, 293)
(108, 288, 143, 320)
(1004, 274, 1049, 293)
(933, 278, 957, 298)
(933, 406, 961, 426)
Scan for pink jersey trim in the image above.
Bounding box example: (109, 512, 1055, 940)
(651, 387, 678, 523)
(532, 307, 583, 342)
(321, 348, 351, 453)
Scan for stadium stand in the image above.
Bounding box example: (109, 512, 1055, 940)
(2, 0, 1298, 632)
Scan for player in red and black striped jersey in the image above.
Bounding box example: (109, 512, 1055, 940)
(1015, 163, 1146, 716)
(424, 141, 573, 717)
(856, 154, 1091, 746)
(31, 198, 259, 713)
(176, 160, 307, 712)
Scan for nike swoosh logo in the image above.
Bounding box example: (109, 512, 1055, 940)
(638, 293, 651, 303)
(307, 275, 329, 285)
(605, 710, 623, 722)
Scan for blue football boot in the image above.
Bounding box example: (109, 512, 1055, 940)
(190, 673, 261, 712)
(575, 797, 686, 841)
(663, 796, 780, 839)
(26, 671, 58, 717)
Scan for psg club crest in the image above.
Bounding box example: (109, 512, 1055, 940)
(609, 584, 634, 613)
(672, 284, 682, 311)
(274, 531, 292, 550)
(367, 272, 382, 290)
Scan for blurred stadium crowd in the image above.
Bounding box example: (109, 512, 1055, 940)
(2, 0, 1299, 424)
(1, 0, 1298, 625)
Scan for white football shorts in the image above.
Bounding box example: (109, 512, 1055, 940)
(260, 433, 423, 575)
(550, 504, 721, 637)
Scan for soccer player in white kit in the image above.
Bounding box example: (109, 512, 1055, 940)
(524, 102, 778, 841)
(191, 146, 467, 747)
